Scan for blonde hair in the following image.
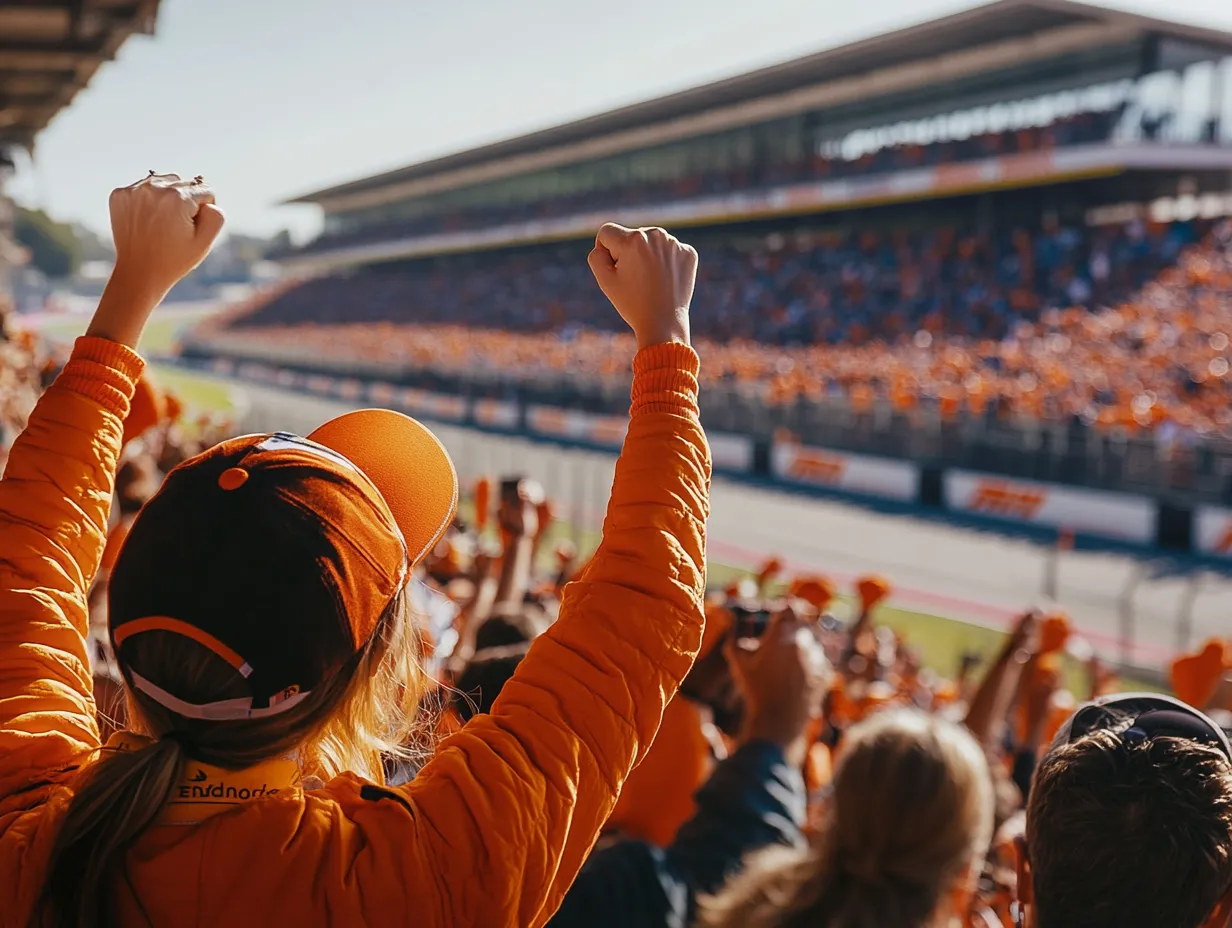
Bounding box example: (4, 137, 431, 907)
(35, 585, 431, 928)
(700, 710, 994, 928)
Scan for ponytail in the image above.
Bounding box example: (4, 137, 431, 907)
(35, 737, 184, 928)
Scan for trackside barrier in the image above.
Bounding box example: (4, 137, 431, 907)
(944, 470, 1157, 544)
(1195, 506, 1232, 558)
(710, 432, 756, 474)
(770, 439, 918, 502)
(191, 358, 1223, 555)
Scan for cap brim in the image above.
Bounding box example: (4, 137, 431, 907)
(309, 409, 458, 564)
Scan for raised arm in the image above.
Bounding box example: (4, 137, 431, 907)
(387, 225, 710, 926)
(0, 175, 223, 810)
(546, 608, 824, 928)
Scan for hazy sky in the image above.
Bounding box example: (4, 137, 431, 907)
(11, 0, 1232, 240)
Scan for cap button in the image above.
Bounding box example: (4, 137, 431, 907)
(218, 467, 249, 491)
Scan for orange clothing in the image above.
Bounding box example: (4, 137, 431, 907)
(100, 517, 131, 572)
(0, 337, 712, 927)
(608, 696, 713, 847)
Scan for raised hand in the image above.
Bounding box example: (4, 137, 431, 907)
(587, 223, 697, 349)
(88, 173, 225, 348)
(725, 606, 831, 766)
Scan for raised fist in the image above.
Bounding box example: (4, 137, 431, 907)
(87, 174, 225, 348)
(109, 173, 225, 298)
(587, 223, 697, 349)
(726, 606, 831, 760)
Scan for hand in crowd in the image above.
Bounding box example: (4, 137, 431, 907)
(588, 223, 697, 349)
(726, 607, 831, 767)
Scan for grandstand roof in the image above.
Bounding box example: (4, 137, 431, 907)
(288, 0, 1232, 206)
(0, 0, 161, 148)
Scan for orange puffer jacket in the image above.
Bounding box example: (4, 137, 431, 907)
(0, 336, 711, 927)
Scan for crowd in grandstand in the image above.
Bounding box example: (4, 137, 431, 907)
(0, 302, 52, 470)
(3, 180, 1232, 928)
(219, 214, 1232, 437)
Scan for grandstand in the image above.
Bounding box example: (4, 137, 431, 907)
(0, 0, 162, 299)
(187, 0, 1232, 518)
(275, 0, 1232, 266)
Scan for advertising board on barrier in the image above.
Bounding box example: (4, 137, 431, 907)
(710, 432, 754, 473)
(527, 406, 629, 448)
(305, 375, 334, 396)
(334, 379, 364, 402)
(770, 441, 917, 501)
(367, 382, 398, 407)
(944, 470, 1155, 543)
(473, 398, 520, 430)
(1194, 506, 1232, 557)
(398, 389, 467, 422)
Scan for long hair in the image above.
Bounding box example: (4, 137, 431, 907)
(34, 585, 430, 928)
(700, 709, 994, 928)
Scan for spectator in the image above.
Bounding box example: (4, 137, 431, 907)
(699, 709, 994, 928)
(0, 183, 711, 928)
(549, 606, 829, 928)
(1019, 693, 1232, 928)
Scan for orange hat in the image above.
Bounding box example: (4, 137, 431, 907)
(123, 372, 166, 445)
(857, 574, 892, 611)
(1039, 611, 1071, 655)
(756, 556, 784, 588)
(108, 410, 458, 721)
(163, 390, 185, 424)
(1171, 639, 1232, 710)
(790, 575, 836, 613)
(608, 696, 712, 846)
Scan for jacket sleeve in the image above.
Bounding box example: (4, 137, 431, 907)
(384, 342, 710, 927)
(545, 740, 808, 928)
(0, 337, 142, 810)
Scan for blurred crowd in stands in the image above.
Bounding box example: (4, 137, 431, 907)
(305, 110, 1118, 252)
(0, 303, 59, 471)
(215, 215, 1232, 439)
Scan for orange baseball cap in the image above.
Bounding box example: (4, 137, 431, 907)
(790, 575, 836, 613)
(108, 410, 457, 721)
(856, 574, 892, 611)
(123, 371, 166, 445)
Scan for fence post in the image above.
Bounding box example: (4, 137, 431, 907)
(1118, 563, 1144, 668)
(1043, 528, 1074, 600)
(1176, 572, 1203, 654)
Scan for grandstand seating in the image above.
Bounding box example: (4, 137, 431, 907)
(214, 215, 1226, 438)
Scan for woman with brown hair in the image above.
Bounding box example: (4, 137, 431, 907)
(700, 709, 994, 928)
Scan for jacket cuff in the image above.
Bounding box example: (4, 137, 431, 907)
(630, 342, 700, 419)
(56, 336, 146, 420)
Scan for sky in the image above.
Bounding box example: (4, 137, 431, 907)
(10, 0, 1232, 242)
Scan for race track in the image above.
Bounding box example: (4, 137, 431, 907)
(236, 378, 1232, 672)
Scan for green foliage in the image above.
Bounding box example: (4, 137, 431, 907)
(14, 207, 82, 279)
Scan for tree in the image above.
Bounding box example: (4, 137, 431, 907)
(14, 207, 82, 279)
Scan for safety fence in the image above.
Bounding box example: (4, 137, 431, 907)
(174, 352, 1232, 563)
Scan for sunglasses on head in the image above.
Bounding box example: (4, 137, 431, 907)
(1065, 693, 1232, 763)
